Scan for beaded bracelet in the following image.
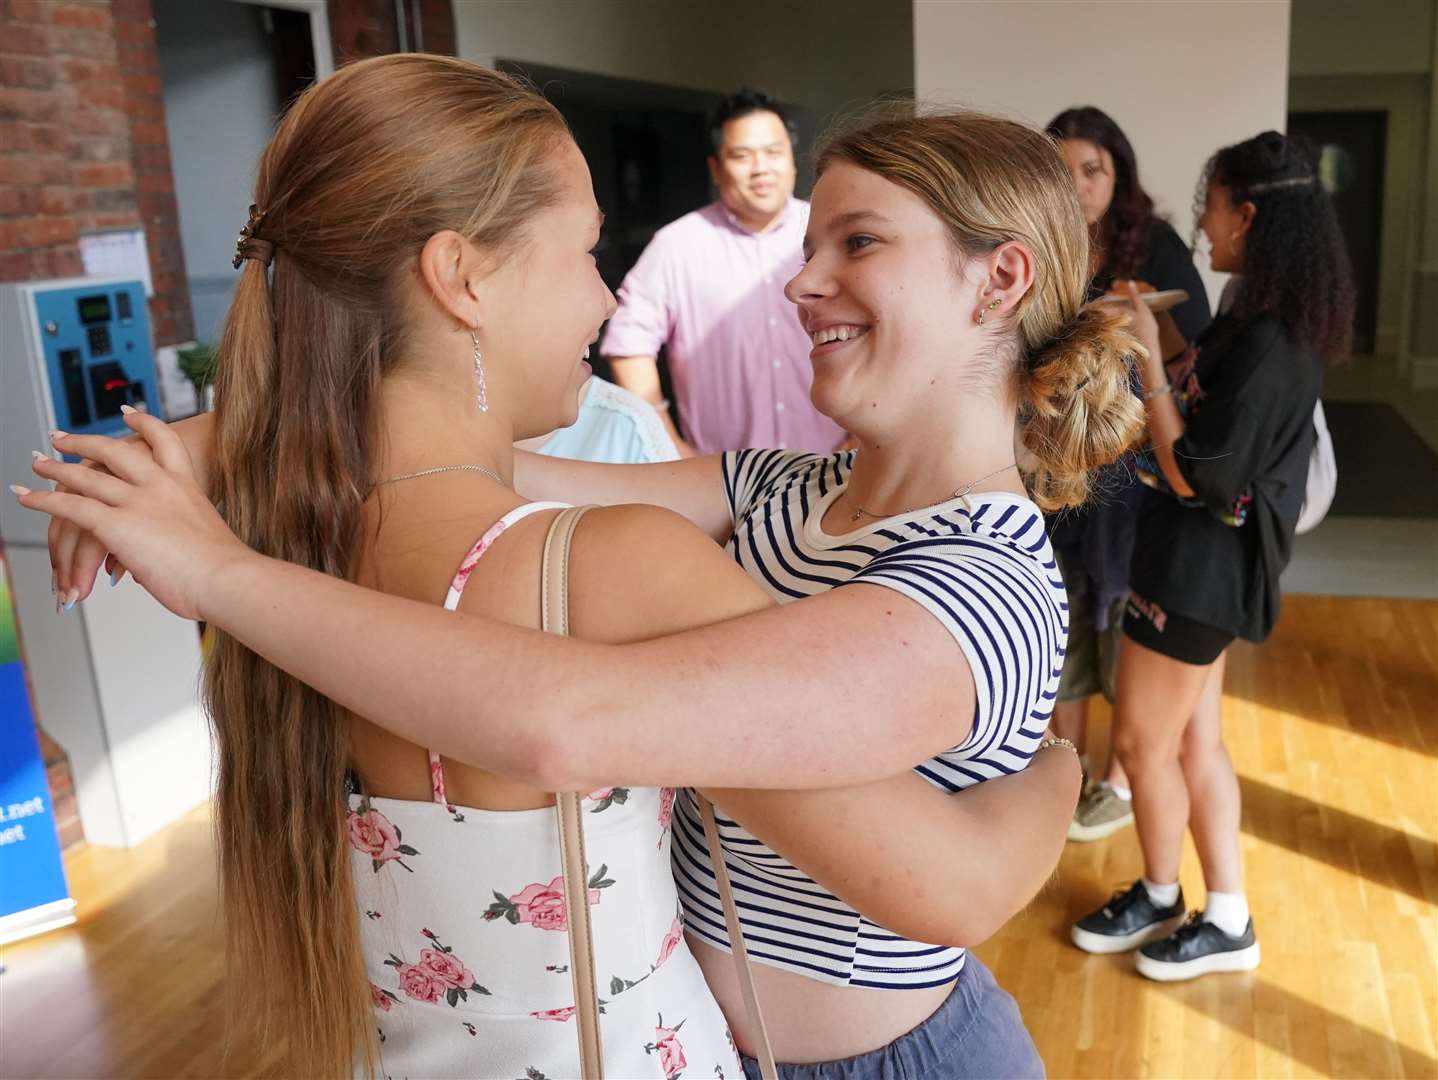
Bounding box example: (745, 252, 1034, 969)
(1037, 735, 1080, 756)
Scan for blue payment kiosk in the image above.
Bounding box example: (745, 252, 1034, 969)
(27, 278, 158, 439)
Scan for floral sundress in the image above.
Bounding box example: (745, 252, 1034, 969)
(346, 502, 741, 1079)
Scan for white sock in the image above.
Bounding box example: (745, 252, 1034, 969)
(1203, 891, 1250, 937)
(1109, 784, 1132, 801)
(1141, 878, 1180, 907)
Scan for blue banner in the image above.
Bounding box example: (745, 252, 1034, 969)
(0, 551, 75, 944)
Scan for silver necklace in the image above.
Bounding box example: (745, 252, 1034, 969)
(377, 463, 506, 487)
(845, 462, 1019, 523)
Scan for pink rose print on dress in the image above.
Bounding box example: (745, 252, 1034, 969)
(608, 907, 685, 998)
(369, 982, 399, 1012)
(418, 947, 475, 990)
(656, 787, 676, 845)
(644, 1015, 688, 1079)
(428, 753, 466, 822)
(484, 865, 615, 929)
(346, 801, 419, 873)
(393, 962, 445, 1004)
(383, 929, 491, 1008)
(656, 916, 683, 969)
(587, 786, 630, 812)
(530, 1005, 578, 1023)
(448, 519, 509, 597)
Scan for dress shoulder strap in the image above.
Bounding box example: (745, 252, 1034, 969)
(429, 500, 569, 808)
(443, 501, 569, 612)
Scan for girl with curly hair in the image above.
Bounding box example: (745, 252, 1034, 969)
(1070, 130, 1355, 981)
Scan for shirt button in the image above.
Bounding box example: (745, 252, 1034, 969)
(775, 402, 786, 412)
(767, 316, 778, 326)
(772, 360, 782, 368)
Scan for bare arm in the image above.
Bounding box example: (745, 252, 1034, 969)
(30, 419, 977, 793)
(28, 416, 1076, 946)
(573, 505, 1080, 946)
(704, 744, 1081, 948)
(608, 354, 697, 458)
(1122, 284, 1196, 498)
(203, 560, 968, 791)
(49, 410, 730, 601)
(513, 450, 732, 542)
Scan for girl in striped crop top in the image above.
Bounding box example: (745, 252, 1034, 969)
(34, 109, 1147, 1077)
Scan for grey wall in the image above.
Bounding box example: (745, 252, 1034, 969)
(914, 0, 1292, 313)
(154, 0, 283, 345)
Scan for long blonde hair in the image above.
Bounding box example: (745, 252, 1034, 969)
(207, 55, 567, 1077)
(817, 107, 1146, 509)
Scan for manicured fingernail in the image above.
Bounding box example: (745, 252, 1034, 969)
(31, 450, 47, 463)
(49, 430, 68, 440)
(63, 589, 78, 611)
(9, 484, 32, 496)
(109, 568, 123, 588)
(120, 404, 137, 415)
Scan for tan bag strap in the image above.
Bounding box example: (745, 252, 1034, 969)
(542, 505, 604, 1080)
(698, 795, 779, 1080)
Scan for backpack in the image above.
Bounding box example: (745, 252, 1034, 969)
(1296, 400, 1336, 535)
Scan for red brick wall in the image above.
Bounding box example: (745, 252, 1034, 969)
(415, 0, 456, 57)
(329, 0, 456, 64)
(0, 0, 192, 344)
(111, 0, 190, 344)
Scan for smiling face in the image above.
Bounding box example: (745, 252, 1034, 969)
(479, 140, 615, 439)
(785, 162, 989, 436)
(1198, 180, 1251, 274)
(1058, 138, 1116, 226)
(709, 109, 796, 231)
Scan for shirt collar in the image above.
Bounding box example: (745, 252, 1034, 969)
(719, 196, 800, 237)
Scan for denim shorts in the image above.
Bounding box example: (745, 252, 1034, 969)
(739, 952, 1044, 1080)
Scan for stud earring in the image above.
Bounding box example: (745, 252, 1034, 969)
(471, 329, 489, 413)
(976, 298, 1002, 325)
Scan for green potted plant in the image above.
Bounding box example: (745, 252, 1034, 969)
(176, 342, 217, 412)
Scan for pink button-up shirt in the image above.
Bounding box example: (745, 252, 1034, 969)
(600, 198, 844, 455)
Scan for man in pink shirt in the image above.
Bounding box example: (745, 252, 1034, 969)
(601, 88, 845, 457)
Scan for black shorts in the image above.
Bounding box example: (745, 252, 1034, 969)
(1122, 592, 1233, 666)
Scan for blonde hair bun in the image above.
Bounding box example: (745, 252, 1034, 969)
(1021, 304, 1147, 510)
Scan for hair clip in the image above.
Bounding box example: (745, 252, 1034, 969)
(233, 203, 274, 269)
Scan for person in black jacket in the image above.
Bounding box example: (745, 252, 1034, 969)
(1070, 131, 1355, 980)
(1045, 107, 1211, 842)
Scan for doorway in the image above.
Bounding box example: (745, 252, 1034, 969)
(1287, 110, 1387, 355)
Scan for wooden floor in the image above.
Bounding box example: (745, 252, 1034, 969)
(2, 594, 1435, 1079)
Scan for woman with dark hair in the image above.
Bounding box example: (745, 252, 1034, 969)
(1043, 106, 1211, 841)
(1071, 130, 1355, 981)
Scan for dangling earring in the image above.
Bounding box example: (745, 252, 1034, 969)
(471, 329, 489, 413)
(976, 298, 1002, 326)
(1227, 233, 1241, 257)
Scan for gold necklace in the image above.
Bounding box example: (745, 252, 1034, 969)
(845, 463, 1019, 523)
(377, 463, 506, 487)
